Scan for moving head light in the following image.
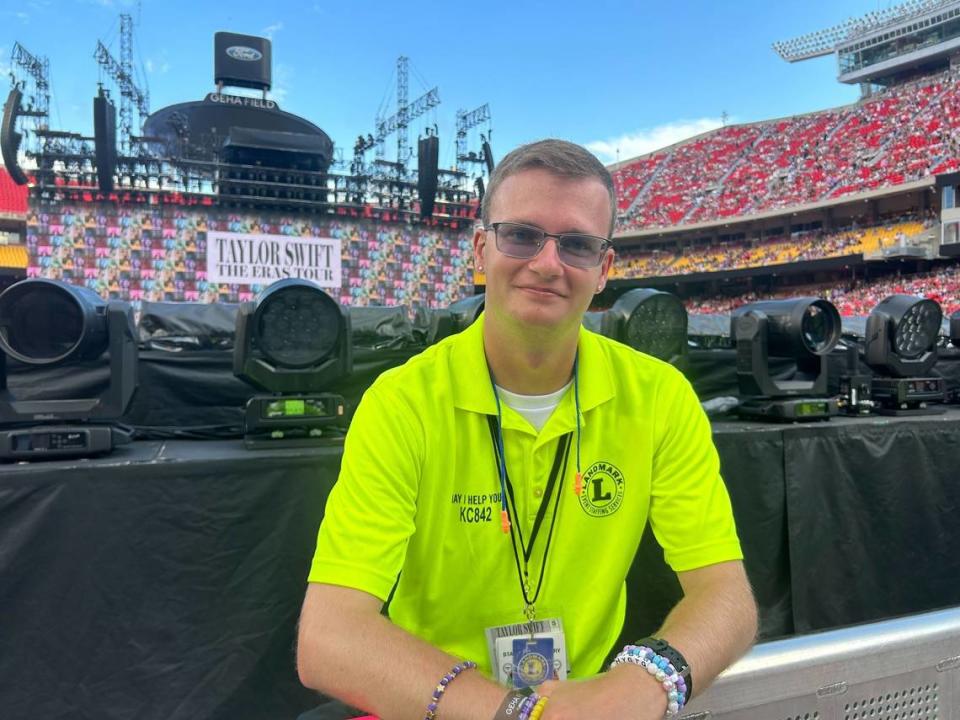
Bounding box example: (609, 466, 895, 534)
(233, 278, 351, 446)
(592, 288, 688, 366)
(731, 298, 842, 421)
(0, 279, 138, 460)
(864, 295, 946, 413)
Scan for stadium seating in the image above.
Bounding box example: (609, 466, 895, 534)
(0, 168, 29, 215)
(616, 69, 960, 231)
(612, 153, 667, 212)
(685, 263, 960, 317)
(610, 219, 927, 279)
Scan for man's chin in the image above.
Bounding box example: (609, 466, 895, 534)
(510, 301, 577, 329)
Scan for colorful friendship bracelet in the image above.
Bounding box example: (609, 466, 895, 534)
(610, 645, 687, 717)
(636, 636, 693, 700)
(493, 690, 546, 720)
(424, 660, 477, 720)
(526, 696, 549, 720)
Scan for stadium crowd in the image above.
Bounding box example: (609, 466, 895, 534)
(613, 67, 960, 230)
(684, 263, 960, 317)
(610, 216, 931, 279)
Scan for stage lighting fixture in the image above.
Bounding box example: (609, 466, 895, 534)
(587, 289, 688, 367)
(864, 295, 946, 413)
(730, 298, 842, 422)
(233, 278, 351, 447)
(0, 278, 138, 460)
(827, 344, 874, 416)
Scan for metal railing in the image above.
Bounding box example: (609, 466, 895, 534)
(681, 606, 960, 719)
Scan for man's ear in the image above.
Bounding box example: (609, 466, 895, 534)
(473, 225, 487, 270)
(596, 248, 615, 293)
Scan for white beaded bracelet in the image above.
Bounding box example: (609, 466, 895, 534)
(610, 645, 686, 717)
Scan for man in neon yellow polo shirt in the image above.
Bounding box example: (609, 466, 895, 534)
(298, 139, 757, 719)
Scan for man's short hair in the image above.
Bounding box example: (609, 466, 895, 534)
(481, 139, 617, 236)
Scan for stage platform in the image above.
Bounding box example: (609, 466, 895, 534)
(1, 410, 959, 719)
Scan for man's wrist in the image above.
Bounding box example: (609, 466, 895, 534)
(608, 663, 668, 712)
(610, 645, 687, 716)
(492, 687, 541, 720)
(635, 636, 693, 699)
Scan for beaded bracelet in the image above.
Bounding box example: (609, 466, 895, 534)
(424, 660, 477, 720)
(610, 645, 686, 717)
(516, 693, 544, 720)
(492, 689, 538, 720)
(636, 636, 693, 700)
(526, 696, 549, 720)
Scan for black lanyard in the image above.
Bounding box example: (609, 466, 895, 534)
(487, 416, 572, 617)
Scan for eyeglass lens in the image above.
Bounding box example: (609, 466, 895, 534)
(493, 223, 607, 268)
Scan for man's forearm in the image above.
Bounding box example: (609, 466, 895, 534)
(297, 583, 507, 720)
(655, 561, 758, 697)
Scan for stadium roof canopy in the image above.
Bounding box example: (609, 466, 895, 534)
(772, 0, 956, 62)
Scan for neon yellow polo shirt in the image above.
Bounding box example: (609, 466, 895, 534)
(309, 313, 742, 678)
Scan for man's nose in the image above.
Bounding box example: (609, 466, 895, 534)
(528, 237, 564, 275)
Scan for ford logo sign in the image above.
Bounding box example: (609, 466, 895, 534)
(226, 46, 262, 62)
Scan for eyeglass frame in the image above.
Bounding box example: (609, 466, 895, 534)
(481, 221, 613, 269)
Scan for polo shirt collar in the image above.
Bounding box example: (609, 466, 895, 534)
(450, 312, 615, 425)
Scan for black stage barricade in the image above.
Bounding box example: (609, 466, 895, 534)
(2, 412, 960, 720)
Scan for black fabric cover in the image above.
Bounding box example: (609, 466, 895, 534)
(4, 346, 422, 430)
(347, 306, 419, 349)
(139, 300, 240, 350)
(783, 414, 960, 633)
(7, 347, 959, 431)
(0, 441, 342, 720)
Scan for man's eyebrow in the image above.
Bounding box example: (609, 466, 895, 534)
(502, 219, 601, 235)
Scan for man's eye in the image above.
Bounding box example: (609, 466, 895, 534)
(563, 236, 598, 255)
(505, 227, 540, 244)
(563, 236, 592, 253)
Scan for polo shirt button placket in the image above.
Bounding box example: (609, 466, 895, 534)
(533, 487, 544, 499)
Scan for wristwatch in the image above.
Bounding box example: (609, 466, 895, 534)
(636, 636, 693, 699)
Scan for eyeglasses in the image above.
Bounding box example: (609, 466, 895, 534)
(484, 222, 611, 269)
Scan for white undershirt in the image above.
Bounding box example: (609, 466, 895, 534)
(495, 380, 573, 433)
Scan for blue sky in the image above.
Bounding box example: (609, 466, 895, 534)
(2, 0, 903, 168)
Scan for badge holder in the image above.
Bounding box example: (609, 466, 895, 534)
(512, 635, 555, 688)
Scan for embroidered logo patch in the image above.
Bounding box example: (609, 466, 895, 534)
(578, 461, 625, 517)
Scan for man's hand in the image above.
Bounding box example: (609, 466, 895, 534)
(537, 664, 668, 720)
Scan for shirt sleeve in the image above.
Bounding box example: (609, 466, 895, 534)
(307, 380, 423, 601)
(648, 368, 744, 572)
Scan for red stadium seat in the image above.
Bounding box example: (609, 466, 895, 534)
(616, 70, 960, 233)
